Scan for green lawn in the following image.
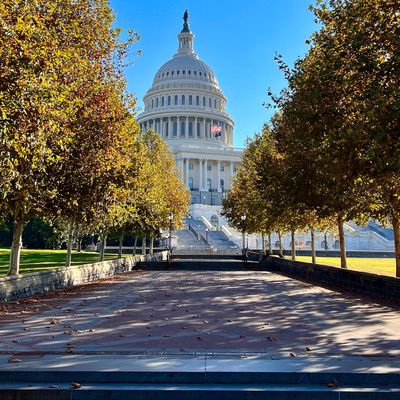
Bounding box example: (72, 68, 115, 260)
(0, 248, 118, 277)
(295, 256, 396, 277)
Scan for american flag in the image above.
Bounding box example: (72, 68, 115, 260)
(211, 122, 222, 137)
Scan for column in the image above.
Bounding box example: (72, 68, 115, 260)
(217, 160, 221, 192)
(194, 117, 198, 137)
(204, 159, 208, 190)
(199, 159, 203, 190)
(203, 119, 207, 139)
(177, 117, 181, 137)
(185, 117, 189, 138)
(185, 158, 190, 187)
(167, 117, 171, 137)
(230, 161, 234, 189)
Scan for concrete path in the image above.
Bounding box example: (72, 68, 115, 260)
(0, 259, 399, 359)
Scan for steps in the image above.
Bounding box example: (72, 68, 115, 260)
(1, 354, 399, 399)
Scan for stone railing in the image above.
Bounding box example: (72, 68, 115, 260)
(261, 256, 400, 304)
(0, 252, 168, 303)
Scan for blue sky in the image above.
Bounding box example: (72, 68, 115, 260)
(110, 0, 318, 148)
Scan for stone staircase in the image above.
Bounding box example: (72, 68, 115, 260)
(1, 354, 399, 399)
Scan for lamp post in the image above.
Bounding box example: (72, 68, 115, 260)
(168, 212, 173, 251)
(241, 214, 247, 251)
(188, 214, 192, 230)
(203, 195, 206, 205)
(205, 228, 209, 243)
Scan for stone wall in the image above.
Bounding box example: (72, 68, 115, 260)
(262, 256, 400, 304)
(0, 252, 168, 303)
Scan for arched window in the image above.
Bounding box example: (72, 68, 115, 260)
(214, 99, 217, 108)
(177, 70, 180, 75)
(188, 177, 193, 190)
(188, 121, 193, 137)
(168, 95, 171, 106)
(182, 70, 185, 75)
(333, 240, 340, 250)
(196, 96, 200, 106)
(156, 98, 159, 107)
(189, 95, 192, 105)
(174, 95, 178, 105)
(151, 99, 154, 109)
(182, 95, 185, 105)
(321, 240, 329, 250)
(275, 241, 281, 249)
(180, 121, 185, 136)
(209, 98, 212, 107)
(161, 97, 164, 106)
(220, 179, 225, 191)
(203, 96, 206, 106)
(173, 121, 177, 136)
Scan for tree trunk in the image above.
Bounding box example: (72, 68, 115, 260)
(392, 214, 400, 278)
(133, 236, 138, 255)
(261, 232, 266, 255)
(77, 238, 82, 253)
(338, 214, 347, 269)
(99, 231, 107, 262)
(65, 223, 74, 268)
(291, 230, 296, 261)
(8, 210, 25, 276)
(268, 233, 273, 255)
(278, 232, 283, 257)
(150, 237, 154, 254)
(311, 229, 316, 264)
(118, 234, 124, 259)
(142, 236, 146, 255)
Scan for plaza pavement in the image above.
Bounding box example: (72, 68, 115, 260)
(0, 259, 399, 359)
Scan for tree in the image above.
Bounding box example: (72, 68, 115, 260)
(0, 0, 140, 274)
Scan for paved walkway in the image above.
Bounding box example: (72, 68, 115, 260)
(1, 259, 399, 359)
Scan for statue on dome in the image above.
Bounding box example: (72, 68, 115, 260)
(183, 10, 189, 24)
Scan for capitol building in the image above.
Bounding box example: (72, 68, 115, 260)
(137, 11, 242, 206)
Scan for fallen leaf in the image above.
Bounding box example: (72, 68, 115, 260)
(70, 382, 81, 389)
(8, 356, 21, 363)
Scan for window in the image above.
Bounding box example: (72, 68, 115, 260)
(188, 177, 193, 190)
(214, 99, 217, 108)
(177, 70, 180, 75)
(171, 71, 174, 75)
(188, 70, 191, 75)
(188, 121, 193, 137)
(233, 167, 237, 172)
(196, 96, 199, 106)
(173, 121, 177, 136)
(165, 122, 169, 137)
(220, 165, 224, 172)
(207, 178, 211, 191)
(182, 70, 185, 74)
(199, 71, 202, 76)
(209, 98, 212, 107)
(161, 97, 164, 106)
(220, 179, 225, 191)
(151, 99, 154, 109)
(189, 163, 194, 170)
(180, 121, 185, 136)
(174, 95, 178, 105)
(207, 165, 212, 171)
(166, 71, 169, 76)
(168, 95, 171, 106)
(189, 95, 192, 105)
(156, 98, 159, 107)
(197, 122, 201, 137)
(182, 95, 185, 105)
(194, 71, 197, 75)
(203, 97, 206, 106)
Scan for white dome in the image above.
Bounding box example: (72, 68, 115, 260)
(152, 55, 219, 87)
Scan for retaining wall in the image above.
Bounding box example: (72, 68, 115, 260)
(262, 256, 400, 303)
(0, 252, 168, 303)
